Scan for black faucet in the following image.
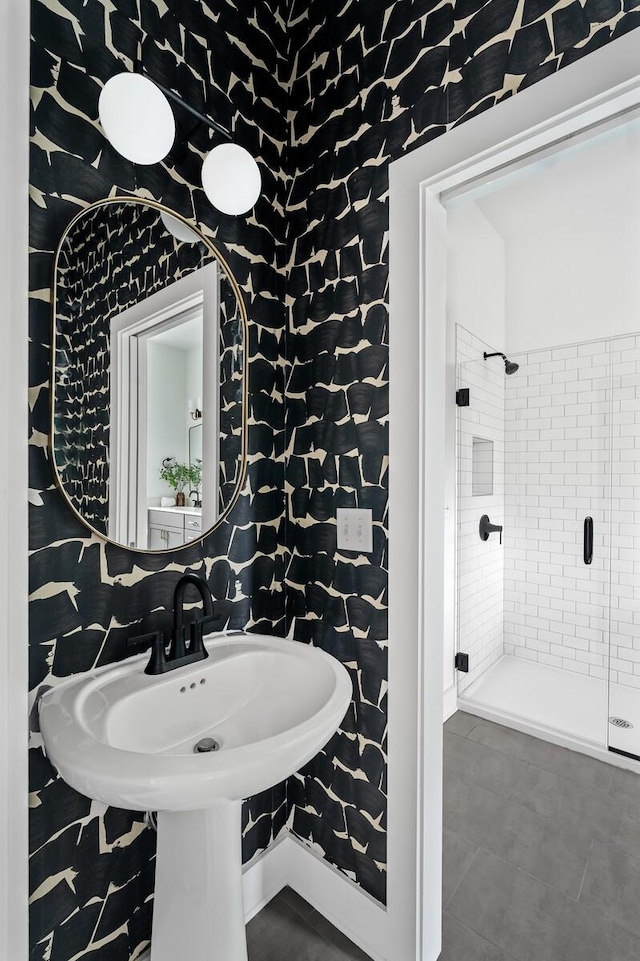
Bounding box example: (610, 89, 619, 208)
(127, 573, 222, 674)
(170, 572, 214, 659)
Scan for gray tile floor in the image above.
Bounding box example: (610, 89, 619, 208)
(443, 711, 640, 961)
(247, 885, 372, 960)
(248, 712, 640, 960)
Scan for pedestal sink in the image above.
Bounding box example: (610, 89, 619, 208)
(39, 633, 352, 961)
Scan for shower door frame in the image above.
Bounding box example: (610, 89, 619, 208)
(388, 29, 640, 961)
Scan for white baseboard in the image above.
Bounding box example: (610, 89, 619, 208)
(443, 683, 457, 722)
(242, 830, 290, 921)
(137, 829, 388, 961)
(279, 834, 388, 960)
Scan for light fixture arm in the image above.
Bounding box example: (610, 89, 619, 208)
(135, 64, 233, 142)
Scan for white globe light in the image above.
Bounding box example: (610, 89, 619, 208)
(98, 73, 175, 165)
(201, 143, 262, 215)
(160, 211, 201, 243)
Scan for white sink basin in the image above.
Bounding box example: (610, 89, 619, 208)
(39, 632, 352, 961)
(40, 632, 351, 811)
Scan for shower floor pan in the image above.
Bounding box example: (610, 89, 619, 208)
(458, 654, 640, 770)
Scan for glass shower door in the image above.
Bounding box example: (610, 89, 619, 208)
(502, 338, 612, 743)
(456, 331, 614, 744)
(455, 328, 506, 697)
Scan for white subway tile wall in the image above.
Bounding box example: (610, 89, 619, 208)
(503, 339, 613, 682)
(456, 326, 505, 695)
(457, 330, 640, 722)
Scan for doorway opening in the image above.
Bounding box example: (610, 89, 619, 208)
(449, 107, 640, 764)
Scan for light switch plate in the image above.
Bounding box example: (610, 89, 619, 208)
(336, 508, 374, 553)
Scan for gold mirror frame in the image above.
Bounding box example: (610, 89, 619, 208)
(50, 196, 249, 552)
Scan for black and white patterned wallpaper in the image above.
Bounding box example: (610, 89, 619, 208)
(29, 0, 640, 957)
(29, 1, 288, 959)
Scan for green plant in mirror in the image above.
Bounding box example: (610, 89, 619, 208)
(159, 457, 192, 494)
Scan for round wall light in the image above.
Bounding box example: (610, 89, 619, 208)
(98, 73, 175, 165)
(201, 143, 262, 215)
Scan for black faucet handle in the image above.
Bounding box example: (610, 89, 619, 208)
(126, 631, 169, 675)
(144, 634, 169, 675)
(127, 630, 161, 652)
(170, 626, 187, 662)
(189, 613, 222, 657)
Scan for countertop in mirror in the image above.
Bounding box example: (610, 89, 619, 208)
(148, 506, 202, 516)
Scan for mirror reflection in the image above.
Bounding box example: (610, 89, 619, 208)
(52, 199, 246, 551)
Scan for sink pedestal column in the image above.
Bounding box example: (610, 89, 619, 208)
(152, 801, 247, 961)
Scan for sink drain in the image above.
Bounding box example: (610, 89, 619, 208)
(193, 737, 220, 753)
(609, 717, 634, 730)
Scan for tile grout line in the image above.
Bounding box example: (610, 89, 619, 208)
(459, 717, 481, 739)
(252, 893, 370, 961)
(461, 723, 618, 795)
(606, 765, 615, 795)
(576, 838, 594, 903)
(445, 736, 640, 872)
(277, 888, 315, 922)
(442, 910, 521, 961)
(305, 915, 369, 961)
(442, 844, 481, 913)
(448, 724, 640, 823)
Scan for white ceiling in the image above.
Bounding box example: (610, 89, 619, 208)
(474, 115, 640, 241)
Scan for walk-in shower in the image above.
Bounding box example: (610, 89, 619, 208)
(448, 109, 640, 769)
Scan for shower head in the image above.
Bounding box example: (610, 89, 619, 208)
(483, 352, 519, 376)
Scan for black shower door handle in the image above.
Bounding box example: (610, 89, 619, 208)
(584, 516, 593, 565)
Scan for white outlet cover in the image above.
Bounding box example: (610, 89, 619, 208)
(336, 508, 374, 553)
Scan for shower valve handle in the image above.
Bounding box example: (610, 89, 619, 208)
(479, 514, 503, 545)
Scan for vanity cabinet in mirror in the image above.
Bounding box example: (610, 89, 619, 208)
(52, 198, 247, 551)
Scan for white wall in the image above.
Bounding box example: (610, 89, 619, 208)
(456, 326, 506, 694)
(186, 344, 203, 440)
(185, 344, 203, 495)
(446, 201, 506, 351)
(475, 116, 640, 354)
(0, 2, 29, 958)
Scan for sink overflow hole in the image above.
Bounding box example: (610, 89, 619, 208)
(194, 737, 220, 754)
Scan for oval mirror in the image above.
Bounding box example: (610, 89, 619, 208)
(51, 198, 247, 551)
